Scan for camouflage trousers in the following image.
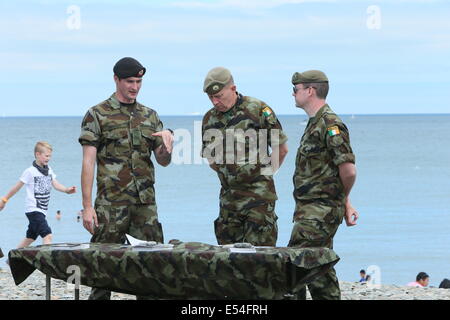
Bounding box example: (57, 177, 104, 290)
(89, 202, 164, 300)
(288, 201, 344, 300)
(214, 201, 278, 246)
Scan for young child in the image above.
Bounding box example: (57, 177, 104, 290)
(0, 141, 76, 248)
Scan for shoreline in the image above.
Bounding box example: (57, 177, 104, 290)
(1, 268, 449, 300)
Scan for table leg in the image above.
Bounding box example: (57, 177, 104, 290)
(46, 275, 51, 300)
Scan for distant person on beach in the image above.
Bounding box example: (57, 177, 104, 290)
(288, 70, 358, 300)
(77, 209, 83, 222)
(56, 210, 61, 221)
(439, 278, 450, 289)
(407, 272, 430, 287)
(359, 269, 368, 282)
(0, 141, 76, 248)
(79, 57, 173, 300)
(201, 67, 288, 246)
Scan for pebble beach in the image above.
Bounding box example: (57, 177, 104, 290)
(1, 267, 449, 300)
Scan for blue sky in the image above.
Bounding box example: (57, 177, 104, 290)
(1, 0, 449, 116)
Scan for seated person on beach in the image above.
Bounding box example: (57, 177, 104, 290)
(439, 278, 450, 289)
(0, 141, 76, 248)
(407, 272, 429, 287)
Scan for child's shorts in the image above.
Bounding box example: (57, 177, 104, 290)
(25, 212, 52, 240)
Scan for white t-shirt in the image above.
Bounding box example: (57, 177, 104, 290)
(19, 166, 56, 215)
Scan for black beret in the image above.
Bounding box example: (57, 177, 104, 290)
(113, 57, 146, 79)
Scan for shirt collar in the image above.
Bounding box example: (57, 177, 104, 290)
(109, 93, 121, 109)
(309, 103, 330, 126)
(109, 93, 139, 111)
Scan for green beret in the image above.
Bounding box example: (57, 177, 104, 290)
(113, 57, 146, 79)
(203, 67, 232, 95)
(292, 70, 328, 85)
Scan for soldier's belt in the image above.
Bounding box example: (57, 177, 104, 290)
(8, 242, 339, 299)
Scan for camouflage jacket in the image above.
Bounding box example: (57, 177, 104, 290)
(202, 93, 288, 210)
(79, 94, 163, 205)
(293, 104, 355, 205)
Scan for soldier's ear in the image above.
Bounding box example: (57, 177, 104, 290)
(113, 75, 120, 84)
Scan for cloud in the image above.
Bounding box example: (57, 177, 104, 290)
(2, 0, 449, 75)
(169, 0, 336, 10)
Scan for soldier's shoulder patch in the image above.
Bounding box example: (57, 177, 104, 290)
(262, 107, 273, 117)
(327, 125, 340, 136)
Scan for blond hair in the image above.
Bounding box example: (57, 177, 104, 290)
(34, 141, 53, 154)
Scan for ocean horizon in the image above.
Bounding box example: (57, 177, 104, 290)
(1, 113, 450, 118)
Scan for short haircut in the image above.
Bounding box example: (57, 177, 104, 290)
(301, 82, 329, 99)
(360, 269, 366, 274)
(416, 272, 429, 281)
(225, 75, 235, 87)
(34, 141, 53, 154)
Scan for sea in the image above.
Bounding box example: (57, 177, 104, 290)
(1, 114, 449, 287)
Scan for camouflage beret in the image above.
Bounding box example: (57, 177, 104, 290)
(292, 70, 328, 84)
(203, 67, 232, 95)
(113, 57, 146, 79)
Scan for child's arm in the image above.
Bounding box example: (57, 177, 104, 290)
(52, 179, 76, 194)
(0, 181, 25, 211)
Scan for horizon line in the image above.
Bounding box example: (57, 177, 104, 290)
(1, 112, 450, 118)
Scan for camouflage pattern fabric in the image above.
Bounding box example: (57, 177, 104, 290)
(91, 202, 163, 245)
(9, 242, 340, 300)
(290, 104, 355, 300)
(78, 93, 164, 206)
(202, 93, 288, 211)
(202, 93, 288, 246)
(293, 104, 355, 206)
(89, 202, 163, 299)
(215, 201, 278, 246)
(288, 203, 344, 300)
(79, 94, 166, 299)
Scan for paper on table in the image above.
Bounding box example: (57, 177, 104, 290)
(125, 234, 158, 246)
(228, 247, 257, 253)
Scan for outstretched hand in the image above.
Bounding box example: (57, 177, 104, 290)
(66, 186, 77, 194)
(152, 130, 174, 154)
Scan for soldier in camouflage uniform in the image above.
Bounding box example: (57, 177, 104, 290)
(289, 70, 359, 300)
(79, 57, 173, 299)
(201, 67, 289, 246)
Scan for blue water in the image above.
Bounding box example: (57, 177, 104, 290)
(1, 114, 450, 287)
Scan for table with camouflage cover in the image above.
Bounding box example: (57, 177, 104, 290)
(8, 241, 339, 299)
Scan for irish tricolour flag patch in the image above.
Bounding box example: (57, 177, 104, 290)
(327, 126, 340, 136)
(262, 107, 272, 117)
